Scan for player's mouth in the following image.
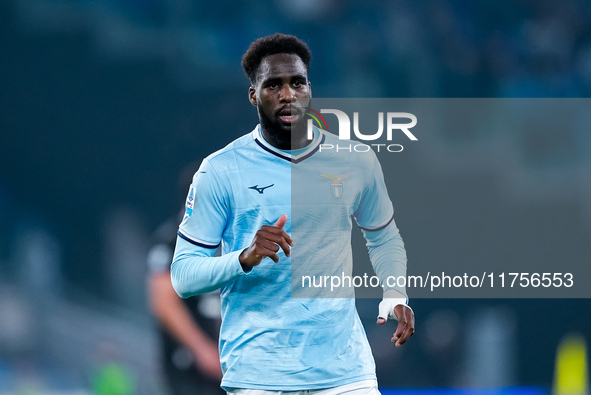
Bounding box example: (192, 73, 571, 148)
(277, 108, 302, 124)
(278, 114, 300, 123)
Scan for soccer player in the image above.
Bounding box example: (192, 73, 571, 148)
(171, 33, 414, 394)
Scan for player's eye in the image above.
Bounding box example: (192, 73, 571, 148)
(268, 82, 279, 89)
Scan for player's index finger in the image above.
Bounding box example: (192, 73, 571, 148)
(276, 237, 291, 257)
(280, 229, 294, 246)
(266, 217, 294, 246)
(259, 228, 293, 244)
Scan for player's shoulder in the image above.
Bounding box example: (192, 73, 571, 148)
(202, 126, 258, 173)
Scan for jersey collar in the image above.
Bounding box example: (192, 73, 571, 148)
(252, 124, 325, 164)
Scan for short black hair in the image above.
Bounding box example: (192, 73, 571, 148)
(242, 33, 312, 85)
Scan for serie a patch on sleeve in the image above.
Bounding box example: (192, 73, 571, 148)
(185, 187, 195, 218)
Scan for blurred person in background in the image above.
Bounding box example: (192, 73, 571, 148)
(147, 163, 224, 395)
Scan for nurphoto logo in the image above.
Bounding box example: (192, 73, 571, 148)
(305, 108, 418, 153)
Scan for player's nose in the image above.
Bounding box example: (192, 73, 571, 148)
(279, 85, 296, 102)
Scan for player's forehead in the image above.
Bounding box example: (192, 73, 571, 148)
(256, 53, 308, 83)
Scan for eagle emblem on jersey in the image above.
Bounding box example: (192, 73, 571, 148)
(320, 174, 351, 199)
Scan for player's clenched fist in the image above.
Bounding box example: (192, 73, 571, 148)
(239, 214, 294, 269)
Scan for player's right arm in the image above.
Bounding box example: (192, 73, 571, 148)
(171, 160, 293, 298)
(171, 159, 246, 298)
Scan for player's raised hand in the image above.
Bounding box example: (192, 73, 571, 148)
(239, 214, 294, 268)
(377, 301, 415, 347)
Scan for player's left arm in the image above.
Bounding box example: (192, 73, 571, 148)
(354, 153, 415, 346)
(362, 223, 415, 347)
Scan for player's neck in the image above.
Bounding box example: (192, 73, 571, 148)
(260, 126, 310, 151)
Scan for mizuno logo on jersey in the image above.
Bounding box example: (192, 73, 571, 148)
(248, 184, 274, 194)
(320, 174, 351, 199)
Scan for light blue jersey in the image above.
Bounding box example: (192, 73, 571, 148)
(172, 125, 407, 390)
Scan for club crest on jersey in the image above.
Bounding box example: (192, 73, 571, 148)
(185, 187, 195, 217)
(320, 174, 351, 198)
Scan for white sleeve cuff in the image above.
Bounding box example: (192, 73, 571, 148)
(378, 290, 412, 321)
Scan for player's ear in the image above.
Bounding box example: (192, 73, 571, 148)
(249, 86, 257, 106)
(308, 81, 312, 99)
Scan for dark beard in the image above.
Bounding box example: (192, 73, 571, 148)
(258, 102, 310, 150)
(259, 106, 291, 148)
